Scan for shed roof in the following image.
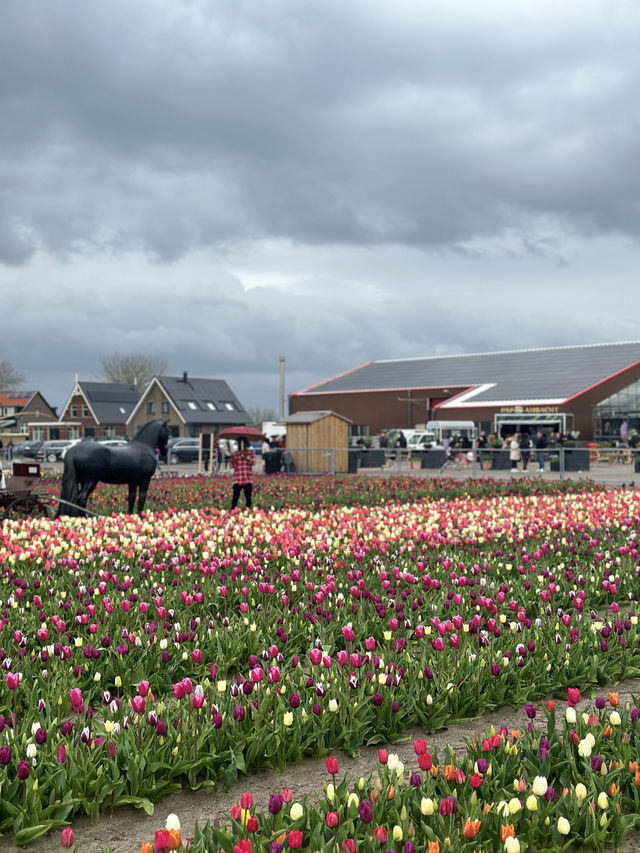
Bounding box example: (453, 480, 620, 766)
(283, 410, 352, 424)
(293, 342, 640, 406)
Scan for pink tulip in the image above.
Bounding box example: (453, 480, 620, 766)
(5, 673, 19, 691)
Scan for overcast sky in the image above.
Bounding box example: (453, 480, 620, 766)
(2, 0, 640, 415)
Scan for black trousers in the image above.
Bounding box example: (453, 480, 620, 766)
(232, 482, 252, 509)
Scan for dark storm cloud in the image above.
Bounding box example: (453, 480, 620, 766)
(2, 0, 640, 266)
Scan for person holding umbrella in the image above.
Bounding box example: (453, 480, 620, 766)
(230, 436, 255, 509)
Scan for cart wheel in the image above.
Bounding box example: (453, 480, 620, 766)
(2, 497, 50, 521)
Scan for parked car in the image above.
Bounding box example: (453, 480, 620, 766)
(12, 440, 43, 458)
(59, 438, 83, 459)
(165, 437, 201, 464)
(58, 437, 129, 460)
(35, 440, 75, 462)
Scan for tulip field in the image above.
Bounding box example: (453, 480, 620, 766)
(1, 474, 640, 851)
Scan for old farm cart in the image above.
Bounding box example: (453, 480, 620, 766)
(0, 462, 52, 520)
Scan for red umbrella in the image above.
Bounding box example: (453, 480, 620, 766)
(216, 426, 266, 440)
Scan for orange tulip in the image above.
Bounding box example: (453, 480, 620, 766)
(444, 763, 456, 782)
(141, 844, 153, 853)
(608, 782, 620, 797)
(501, 824, 516, 843)
(427, 841, 440, 853)
(388, 784, 395, 800)
(463, 819, 481, 839)
(629, 760, 639, 775)
(634, 771, 640, 787)
(430, 764, 440, 778)
(608, 692, 619, 707)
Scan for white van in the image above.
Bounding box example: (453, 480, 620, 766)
(408, 430, 437, 451)
(426, 421, 478, 443)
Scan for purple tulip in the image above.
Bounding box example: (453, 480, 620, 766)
(359, 800, 373, 824)
(0, 746, 11, 765)
(268, 793, 283, 815)
(16, 760, 30, 780)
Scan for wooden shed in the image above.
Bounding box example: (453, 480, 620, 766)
(282, 410, 351, 474)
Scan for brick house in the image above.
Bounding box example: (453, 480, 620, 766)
(58, 381, 140, 438)
(127, 372, 248, 438)
(0, 390, 57, 441)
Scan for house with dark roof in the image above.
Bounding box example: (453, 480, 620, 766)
(289, 342, 640, 442)
(127, 372, 249, 438)
(58, 381, 140, 438)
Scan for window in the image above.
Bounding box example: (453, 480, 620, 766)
(161, 401, 170, 414)
(147, 402, 155, 414)
(224, 402, 235, 411)
(82, 406, 89, 418)
(70, 405, 78, 418)
(205, 401, 216, 411)
(85, 427, 95, 437)
(186, 401, 198, 410)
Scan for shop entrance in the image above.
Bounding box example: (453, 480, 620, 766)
(493, 412, 574, 439)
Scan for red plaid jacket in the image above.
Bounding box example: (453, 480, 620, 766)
(231, 449, 255, 484)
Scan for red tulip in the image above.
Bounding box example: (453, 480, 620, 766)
(567, 688, 580, 707)
(287, 829, 303, 849)
(325, 756, 339, 776)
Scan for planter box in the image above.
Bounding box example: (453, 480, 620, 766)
(564, 448, 590, 472)
(348, 451, 360, 474)
(359, 450, 386, 468)
(492, 451, 511, 470)
(550, 457, 560, 472)
(635, 459, 640, 474)
(420, 450, 446, 469)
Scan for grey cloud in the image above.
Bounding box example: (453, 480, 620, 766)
(2, 1, 640, 265)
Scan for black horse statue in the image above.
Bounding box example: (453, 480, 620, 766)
(55, 419, 169, 517)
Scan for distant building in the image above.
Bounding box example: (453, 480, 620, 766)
(58, 380, 140, 438)
(127, 372, 249, 437)
(289, 341, 640, 442)
(0, 390, 57, 436)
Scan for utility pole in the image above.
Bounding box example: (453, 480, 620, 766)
(279, 356, 285, 420)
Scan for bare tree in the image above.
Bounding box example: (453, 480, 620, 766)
(0, 360, 25, 391)
(99, 353, 167, 389)
(246, 406, 278, 429)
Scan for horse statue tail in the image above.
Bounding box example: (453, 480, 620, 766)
(56, 452, 79, 518)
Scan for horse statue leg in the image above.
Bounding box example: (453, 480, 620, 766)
(56, 455, 80, 518)
(127, 483, 137, 514)
(76, 480, 98, 517)
(136, 476, 152, 514)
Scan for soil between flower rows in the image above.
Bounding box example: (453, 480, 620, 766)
(2, 678, 639, 853)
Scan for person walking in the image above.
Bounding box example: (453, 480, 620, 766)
(509, 434, 521, 472)
(520, 433, 531, 471)
(230, 437, 255, 510)
(535, 431, 547, 472)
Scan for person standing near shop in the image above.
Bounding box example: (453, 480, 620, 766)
(509, 434, 521, 472)
(230, 437, 255, 510)
(535, 431, 547, 472)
